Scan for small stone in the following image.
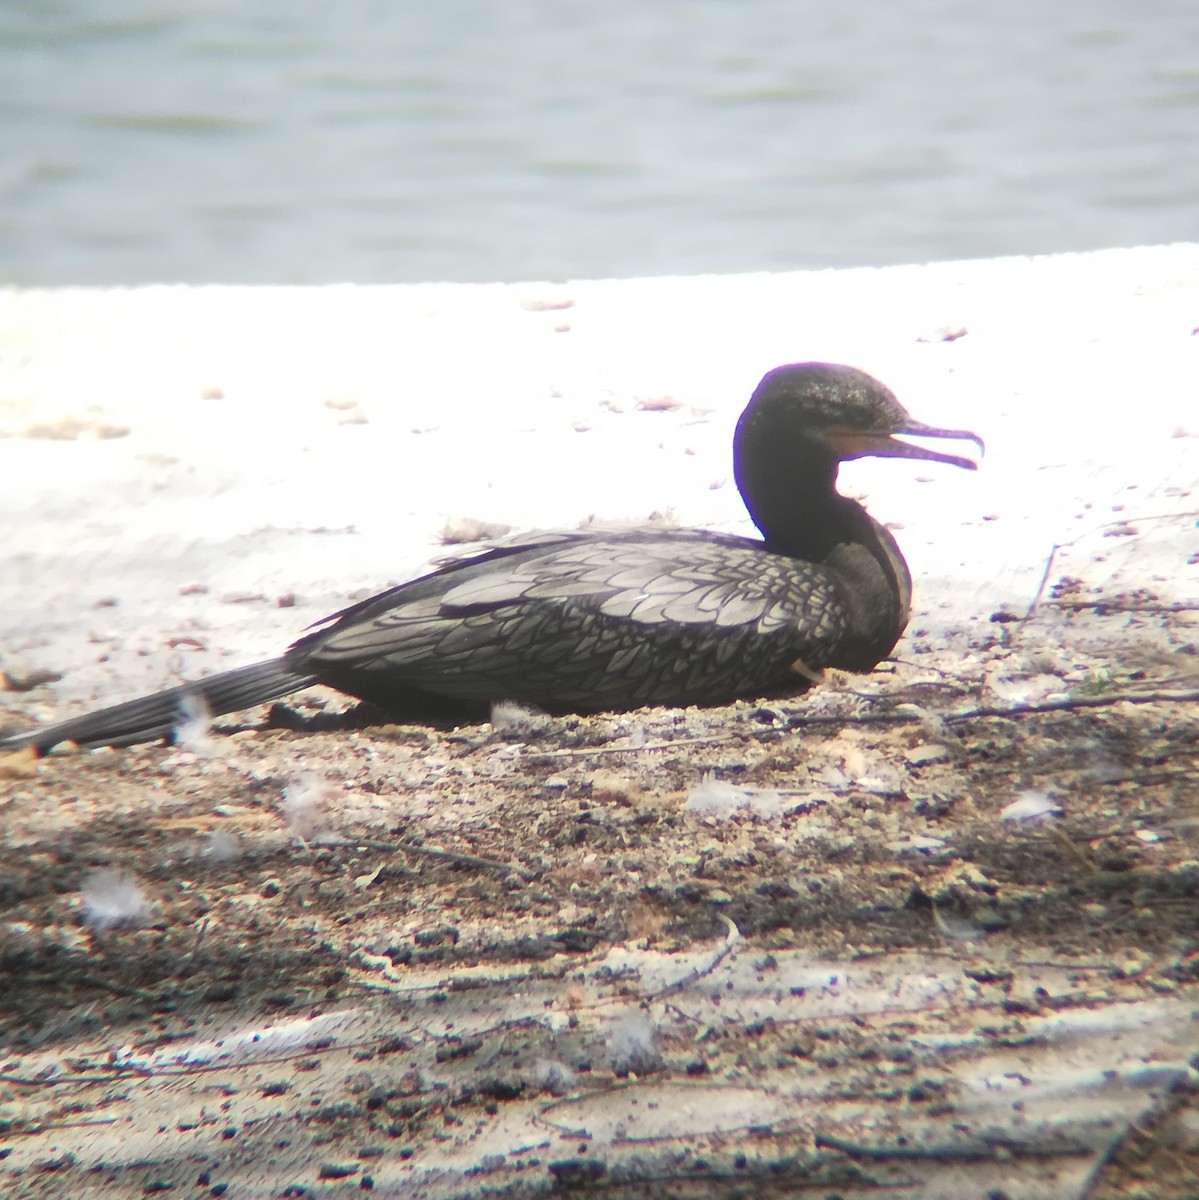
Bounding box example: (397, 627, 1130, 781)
(2, 666, 63, 692)
(440, 516, 513, 544)
(586, 771, 641, 805)
(0, 747, 39, 779)
(916, 325, 968, 343)
(520, 295, 574, 311)
(319, 1162, 359, 1180)
(635, 395, 682, 411)
(905, 744, 950, 765)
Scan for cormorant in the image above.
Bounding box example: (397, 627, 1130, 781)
(0, 363, 981, 754)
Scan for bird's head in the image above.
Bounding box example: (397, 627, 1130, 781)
(740, 362, 984, 471)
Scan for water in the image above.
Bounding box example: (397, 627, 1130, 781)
(2, 0, 1197, 285)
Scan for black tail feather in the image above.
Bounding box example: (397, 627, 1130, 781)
(0, 659, 316, 753)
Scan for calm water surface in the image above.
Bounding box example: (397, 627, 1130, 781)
(2, 0, 1197, 284)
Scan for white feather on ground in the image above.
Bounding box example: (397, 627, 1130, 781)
(81, 870, 151, 930)
(489, 700, 550, 734)
(684, 770, 784, 818)
(1000, 790, 1063, 824)
(280, 774, 333, 841)
(173, 691, 213, 754)
(608, 1010, 662, 1077)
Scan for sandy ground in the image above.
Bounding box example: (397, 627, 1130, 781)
(0, 245, 1198, 1198)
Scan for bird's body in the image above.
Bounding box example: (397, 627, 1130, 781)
(291, 524, 900, 711)
(1, 364, 981, 753)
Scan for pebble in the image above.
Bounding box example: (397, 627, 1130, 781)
(905, 744, 951, 765)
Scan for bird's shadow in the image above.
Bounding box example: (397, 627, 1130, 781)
(227, 695, 491, 740)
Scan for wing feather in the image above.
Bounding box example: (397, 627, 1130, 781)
(298, 528, 855, 708)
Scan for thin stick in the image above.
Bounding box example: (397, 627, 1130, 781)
(532, 733, 738, 759)
(942, 688, 1199, 723)
(1049, 599, 1199, 614)
(649, 915, 741, 1002)
(815, 1131, 1090, 1163)
(1023, 541, 1060, 623)
(315, 836, 533, 880)
(394, 838, 535, 880)
(782, 687, 1199, 733)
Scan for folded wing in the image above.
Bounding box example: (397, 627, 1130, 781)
(293, 529, 850, 710)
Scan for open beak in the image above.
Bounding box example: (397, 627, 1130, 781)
(825, 419, 985, 470)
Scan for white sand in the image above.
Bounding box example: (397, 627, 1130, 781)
(2, 243, 1197, 718)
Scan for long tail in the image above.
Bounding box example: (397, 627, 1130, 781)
(0, 659, 317, 753)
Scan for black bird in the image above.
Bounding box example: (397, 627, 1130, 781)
(1, 363, 981, 753)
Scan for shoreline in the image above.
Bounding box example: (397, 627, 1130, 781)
(2, 242, 1197, 716)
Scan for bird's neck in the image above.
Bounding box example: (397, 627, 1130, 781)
(735, 449, 912, 665)
(735, 447, 855, 559)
